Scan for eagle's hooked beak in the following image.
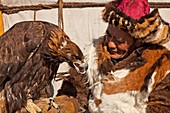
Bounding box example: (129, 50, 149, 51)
(73, 59, 88, 75)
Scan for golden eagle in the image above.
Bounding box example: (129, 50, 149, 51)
(0, 21, 87, 113)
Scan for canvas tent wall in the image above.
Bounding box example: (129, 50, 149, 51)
(0, 0, 170, 53)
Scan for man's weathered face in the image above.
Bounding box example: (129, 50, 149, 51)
(106, 24, 135, 59)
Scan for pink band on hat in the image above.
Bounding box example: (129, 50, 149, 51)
(116, 0, 150, 20)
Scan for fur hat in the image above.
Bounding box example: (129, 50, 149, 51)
(102, 0, 170, 44)
(116, 0, 150, 20)
(102, 0, 150, 22)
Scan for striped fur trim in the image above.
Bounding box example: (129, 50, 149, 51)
(102, 5, 170, 45)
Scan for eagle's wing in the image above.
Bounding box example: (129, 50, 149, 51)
(0, 21, 47, 87)
(0, 21, 87, 113)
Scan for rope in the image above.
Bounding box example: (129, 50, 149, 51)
(1, 2, 170, 14)
(150, 2, 170, 8)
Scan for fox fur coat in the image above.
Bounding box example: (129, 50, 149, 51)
(86, 36, 170, 113)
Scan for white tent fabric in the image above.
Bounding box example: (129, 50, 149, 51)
(1, 0, 57, 6)
(1, 0, 170, 6)
(1, 0, 110, 6)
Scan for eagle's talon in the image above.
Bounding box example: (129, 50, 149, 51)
(49, 98, 59, 109)
(42, 97, 59, 111)
(57, 106, 61, 113)
(25, 99, 42, 113)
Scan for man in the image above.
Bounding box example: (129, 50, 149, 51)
(86, 0, 170, 113)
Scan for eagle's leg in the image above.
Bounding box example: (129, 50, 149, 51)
(25, 99, 42, 113)
(41, 97, 59, 110)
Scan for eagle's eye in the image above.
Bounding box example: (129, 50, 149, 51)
(73, 55, 82, 61)
(66, 52, 72, 57)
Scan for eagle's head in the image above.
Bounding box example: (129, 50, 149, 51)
(46, 28, 88, 74)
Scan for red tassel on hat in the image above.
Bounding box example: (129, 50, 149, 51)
(116, 0, 150, 20)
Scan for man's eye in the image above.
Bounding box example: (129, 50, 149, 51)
(116, 37, 125, 43)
